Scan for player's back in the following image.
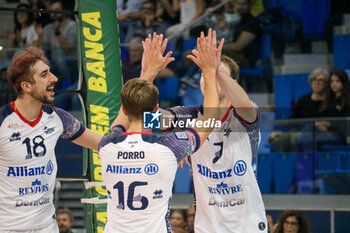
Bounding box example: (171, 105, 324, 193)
(99, 128, 199, 233)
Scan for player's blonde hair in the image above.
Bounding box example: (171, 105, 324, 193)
(221, 55, 240, 81)
(121, 78, 159, 119)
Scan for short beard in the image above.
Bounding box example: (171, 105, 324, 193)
(31, 92, 55, 105)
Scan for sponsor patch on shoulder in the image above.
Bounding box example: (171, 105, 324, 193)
(104, 128, 113, 137)
(175, 132, 188, 140)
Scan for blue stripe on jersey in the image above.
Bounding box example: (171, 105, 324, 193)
(0, 104, 14, 127)
(231, 106, 260, 171)
(98, 125, 127, 151)
(53, 107, 85, 140)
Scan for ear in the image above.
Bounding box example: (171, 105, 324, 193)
(20, 81, 32, 94)
(153, 103, 159, 112)
(121, 105, 127, 116)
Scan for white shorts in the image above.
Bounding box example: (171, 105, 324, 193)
(0, 221, 59, 233)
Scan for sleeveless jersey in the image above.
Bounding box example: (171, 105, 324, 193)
(169, 105, 268, 233)
(98, 125, 200, 233)
(0, 102, 85, 230)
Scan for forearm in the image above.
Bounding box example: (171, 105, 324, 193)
(216, 65, 257, 122)
(140, 68, 159, 83)
(202, 70, 219, 118)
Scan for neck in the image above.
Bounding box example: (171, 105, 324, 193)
(14, 97, 42, 121)
(127, 120, 152, 133)
(311, 92, 325, 101)
(219, 98, 231, 119)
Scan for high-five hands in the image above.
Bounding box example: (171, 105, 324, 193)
(186, 28, 224, 75)
(140, 32, 175, 83)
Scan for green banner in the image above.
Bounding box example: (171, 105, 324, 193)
(77, 0, 122, 232)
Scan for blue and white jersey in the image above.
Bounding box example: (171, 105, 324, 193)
(0, 102, 85, 231)
(98, 125, 200, 233)
(169, 105, 268, 233)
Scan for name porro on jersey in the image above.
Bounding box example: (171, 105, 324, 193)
(162, 118, 221, 129)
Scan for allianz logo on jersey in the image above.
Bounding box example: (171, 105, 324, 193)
(106, 163, 159, 175)
(19, 178, 49, 196)
(197, 160, 247, 179)
(208, 182, 243, 195)
(16, 197, 50, 207)
(7, 160, 55, 177)
(143, 111, 221, 129)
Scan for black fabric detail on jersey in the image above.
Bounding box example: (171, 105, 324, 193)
(141, 134, 158, 144)
(42, 105, 53, 114)
(0, 104, 14, 127)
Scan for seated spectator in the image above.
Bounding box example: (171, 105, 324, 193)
(267, 210, 311, 233)
(122, 37, 143, 83)
(165, 0, 205, 40)
(222, 0, 262, 68)
(231, 0, 264, 16)
(2, 3, 39, 48)
(327, 69, 350, 116)
(56, 207, 74, 233)
(117, 0, 145, 22)
(269, 68, 348, 152)
(156, 0, 180, 26)
(186, 204, 195, 233)
(170, 209, 189, 233)
(37, 0, 78, 86)
(124, 1, 168, 43)
(291, 67, 330, 119)
(203, 0, 240, 44)
(116, 0, 145, 41)
(122, 36, 175, 83)
(269, 68, 330, 152)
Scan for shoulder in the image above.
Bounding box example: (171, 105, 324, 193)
(43, 23, 54, 32)
(42, 105, 54, 114)
(297, 93, 312, 102)
(0, 104, 14, 127)
(66, 19, 77, 28)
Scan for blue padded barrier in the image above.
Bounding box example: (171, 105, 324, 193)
(257, 153, 274, 193)
(273, 152, 297, 193)
(55, 138, 83, 177)
(295, 152, 314, 193)
(315, 151, 343, 173)
(173, 163, 193, 193)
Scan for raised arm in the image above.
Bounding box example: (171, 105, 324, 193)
(186, 29, 220, 145)
(216, 65, 257, 123)
(140, 33, 175, 83)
